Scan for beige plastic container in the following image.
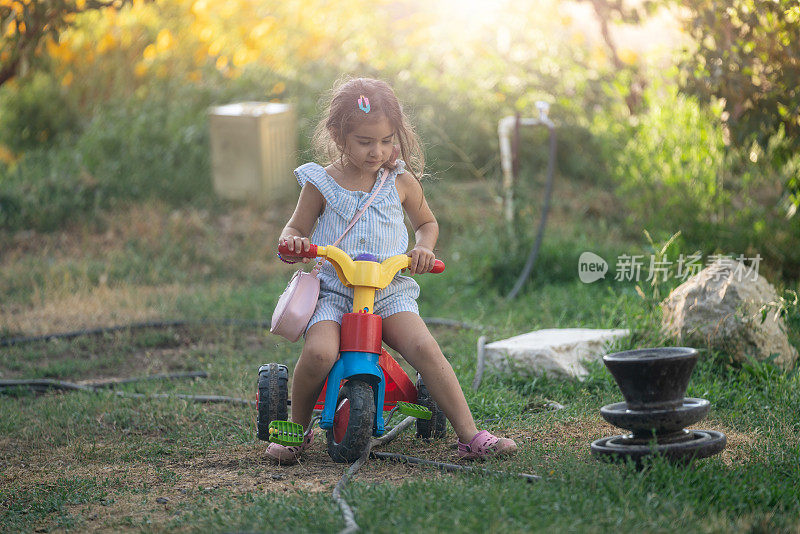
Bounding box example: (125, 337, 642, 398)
(209, 102, 297, 201)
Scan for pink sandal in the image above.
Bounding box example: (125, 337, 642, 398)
(458, 430, 517, 460)
(266, 431, 314, 465)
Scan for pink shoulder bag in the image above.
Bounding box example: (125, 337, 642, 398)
(270, 168, 390, 342)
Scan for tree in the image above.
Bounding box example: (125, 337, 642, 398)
(577, 0, 660, 113)
(673, 0, 800, 204)
(0, 0, 136, 88)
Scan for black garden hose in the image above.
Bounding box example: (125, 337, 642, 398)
(0, 374, 256, 406)
(506, 118, 556, 300)
(0, 317, 487, 348)
(370, 451, 541, 482)
(0, 318, 270, 347)
(0, 371, 207, 391)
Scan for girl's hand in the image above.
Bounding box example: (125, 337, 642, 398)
(278, 235, 312, 263)
(407, 245, 436, 274)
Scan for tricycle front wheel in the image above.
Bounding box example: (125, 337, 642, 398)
(326, 379, 375, 463)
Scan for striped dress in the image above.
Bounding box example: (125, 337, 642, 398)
(294, 160, 420, 331)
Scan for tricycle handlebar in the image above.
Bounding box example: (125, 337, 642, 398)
(429, 260, 446, 274)
(278, 242, 444, 311)
(277, 243, 445, 274)
(278, 242, 320, 259)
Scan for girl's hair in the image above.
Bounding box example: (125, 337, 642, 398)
(311, 76, 425, 180)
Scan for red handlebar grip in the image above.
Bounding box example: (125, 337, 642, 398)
(431, 260, 445, 274)
(278, 242, 318, 258)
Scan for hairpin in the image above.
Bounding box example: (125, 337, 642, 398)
(358, 95, 370, 114)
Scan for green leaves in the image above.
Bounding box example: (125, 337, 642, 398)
(0, 0, 138, 87)
(674, 0, 800, 207)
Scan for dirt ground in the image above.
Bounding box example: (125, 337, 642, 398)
(1, 433, 467, 531)
(1, 413, 756, 532)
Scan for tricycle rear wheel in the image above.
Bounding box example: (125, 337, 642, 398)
(256, 363, 289, 441)
(415, 375, 447, 440)
(326, 379, 375, 463)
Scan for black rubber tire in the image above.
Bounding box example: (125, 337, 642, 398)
(417, 375, 447, 439)
(415, 375, 447, 440)
(256, 363, 289, 441)
(326, 380, 375, 463)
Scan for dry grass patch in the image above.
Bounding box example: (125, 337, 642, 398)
(5, 437, 451, 532)
(1, 201, 292, 338)
(1, 284, 185, 338)
(0, 324, 243, 379)
(532, 416, 756, 467)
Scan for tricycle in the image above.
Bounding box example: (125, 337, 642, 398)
(257, 243, 448, 463)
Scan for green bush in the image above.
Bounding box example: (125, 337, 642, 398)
(74, 90, 212, 205)
(0, 72, 82, 153)
(0, 148, 100, 231)
(0, 98, 213, 231)
(719, 130, 800, 280)
(0, 79, 223, 230)
(606, 83, 728, 241)
(599, 80, 800, 280)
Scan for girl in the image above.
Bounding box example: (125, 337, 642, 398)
(271, 77, 516, 463)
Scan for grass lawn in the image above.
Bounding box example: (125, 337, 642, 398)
(2, 177, 799, 532)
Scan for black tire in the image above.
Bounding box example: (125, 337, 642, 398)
(326, 379, 375, 463)
(256, 363, 288, 441)
(416, 374, 447, 440)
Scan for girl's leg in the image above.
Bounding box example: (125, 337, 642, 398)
(290, 320, 340, 429)
(382, 312, 479, 443)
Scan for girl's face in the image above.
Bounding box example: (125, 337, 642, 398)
(342, 116, 395, 174)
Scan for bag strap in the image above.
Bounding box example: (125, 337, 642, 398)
(331, 167, 389, 247)
(312, 167, 390, 274)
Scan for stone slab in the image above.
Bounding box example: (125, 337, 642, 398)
(485, 328, 630, 379)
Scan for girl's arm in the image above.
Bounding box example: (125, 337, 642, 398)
(398, 172, 439, 274)
(278, 183, 325, 260)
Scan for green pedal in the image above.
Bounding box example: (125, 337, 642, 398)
(396, 401, 432, 420)
(267, 420, 305, 446)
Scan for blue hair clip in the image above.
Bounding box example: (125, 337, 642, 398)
(358, 95, 370, 114)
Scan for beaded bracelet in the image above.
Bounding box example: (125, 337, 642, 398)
(277, 252, 301, 264)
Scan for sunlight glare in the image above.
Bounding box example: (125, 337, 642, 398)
(430, 0, 509, 27)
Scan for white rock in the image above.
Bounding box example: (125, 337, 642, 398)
(485, 328, 631, 379)
(661, 258, 798, 368)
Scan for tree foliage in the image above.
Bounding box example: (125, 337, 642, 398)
(674, 0, 800, 203)
(0, 0, 139, 87)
